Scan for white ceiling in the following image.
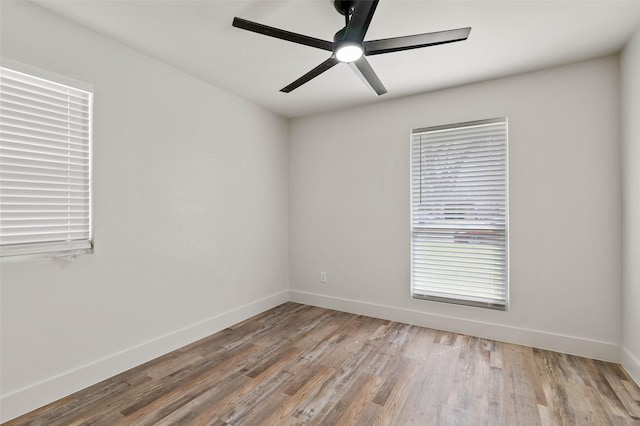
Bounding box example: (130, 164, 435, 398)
(32, 0, 640, 118)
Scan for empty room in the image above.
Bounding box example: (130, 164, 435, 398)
(1, 0, 640, 424)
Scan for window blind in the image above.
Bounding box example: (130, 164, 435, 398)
(0, 66, 93, 259)
(410, 118, 508, 309)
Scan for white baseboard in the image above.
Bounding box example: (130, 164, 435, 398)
(0, 290, 289, 423)
(289, 290, 620, 363)
(621, 346, 640, 386)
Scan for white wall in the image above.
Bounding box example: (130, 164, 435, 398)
(0, 2, 288, 421)
(0, 1, 633, 421)
(621, 28, 640, 385)
(289, 56, 622, 361)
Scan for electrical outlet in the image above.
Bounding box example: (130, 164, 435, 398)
(320, 272, 327, 283)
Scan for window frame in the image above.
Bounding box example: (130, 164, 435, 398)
(409, 117, 509, 310)
(0, 58, 94, 262)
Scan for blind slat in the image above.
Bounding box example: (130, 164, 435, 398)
(2, 102, 91, 129)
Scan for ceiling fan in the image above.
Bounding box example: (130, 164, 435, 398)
(232, 0, 471, 96)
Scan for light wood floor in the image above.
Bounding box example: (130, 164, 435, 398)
(6, 302, 640, 425)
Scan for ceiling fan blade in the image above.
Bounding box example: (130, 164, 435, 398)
(364, 27, 471, 56)
(343, 0, 379, 43)
(349, 56, 387, 96)
(281, 57, 340, 93)
(233, 17, 334, 51)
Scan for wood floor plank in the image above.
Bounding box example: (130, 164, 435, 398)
(488, 357, 506, 424)
(503, 345, 543, 425)
(565, 381, 615, 426)
(117, 342, 258, 417)
(373, 358, 418, 425)
(6, 302, 640, 426)
(287, 313, 345, 351)
(18, 380, 129, 426)
(317, 372, 371, 424)
(371, 355, 410, 406)
(357, 402, 380, 425)
(335, 375, 385, 425)
(566, 358, 626, 422)
(293, 343, 377, 422)
(149, 372, 251, 426)
(599, 362, 640, 420)
(468, 338, 492, 426)
(623, 379, 640, 402)
(262, 366, 336, 425)
(401, 325, 439, 360)
(114, 345, 260, 424)
(392, 341, 463, 425)
(189, 347, 302, 424)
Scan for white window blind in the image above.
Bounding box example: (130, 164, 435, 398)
(0, 66, 93, 260)
(410, 118, 508, 310)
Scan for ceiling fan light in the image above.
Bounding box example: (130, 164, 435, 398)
(335, 43, 363, 63)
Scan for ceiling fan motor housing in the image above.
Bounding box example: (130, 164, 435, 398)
(334, 0, 355, 16)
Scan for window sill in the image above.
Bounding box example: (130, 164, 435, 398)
(1, 242, 93, 263)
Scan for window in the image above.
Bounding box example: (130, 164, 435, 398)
(0, 65, 93, 260)
(410, 118, 508, 310)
